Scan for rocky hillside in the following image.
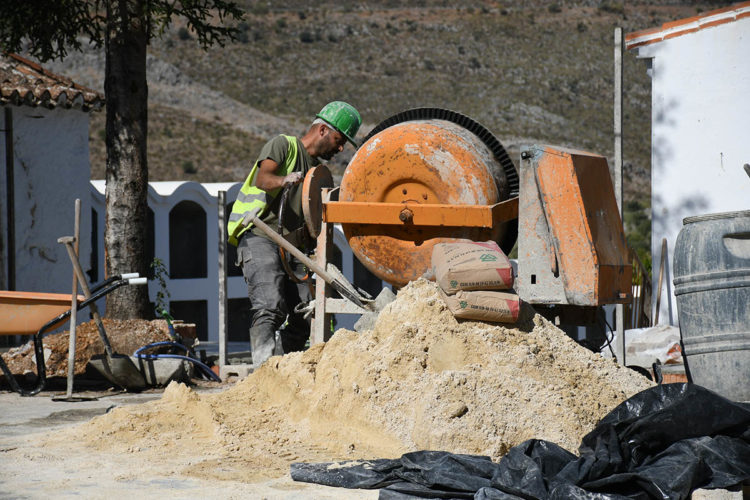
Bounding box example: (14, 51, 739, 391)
(42, 0, 734, 269)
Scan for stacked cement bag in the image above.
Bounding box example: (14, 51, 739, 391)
(432, 241, 520, 323)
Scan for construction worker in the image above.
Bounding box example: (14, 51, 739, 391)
(228, 101, 361, 367)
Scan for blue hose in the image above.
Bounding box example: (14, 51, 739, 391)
(134, 341, 186, 355)
(134, 341, 221, 382)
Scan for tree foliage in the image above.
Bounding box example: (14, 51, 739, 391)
(1, 0, 244, 319)
(0, 0, 244, 61)
(624, 199, 652, 275)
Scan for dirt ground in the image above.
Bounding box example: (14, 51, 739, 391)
(0, 281, 743, 498)
(1, 319, 174, 378)
(0, 387, 741, 500)
(0, 387, 377, 499)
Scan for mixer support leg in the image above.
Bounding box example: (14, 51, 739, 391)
(311, 189, 333, 345)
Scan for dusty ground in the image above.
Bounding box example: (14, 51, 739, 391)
(0, 281, 742, 498)
(0, 388, 376, 499)
(0, 388, 741, 500)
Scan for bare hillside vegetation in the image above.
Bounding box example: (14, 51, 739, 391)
(42, 1, 734, 269)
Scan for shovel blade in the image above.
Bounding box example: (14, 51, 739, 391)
(89, 354, 147, 391)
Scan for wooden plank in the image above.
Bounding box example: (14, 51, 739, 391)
(311, 189, 333, 345)
(218, 191, 228, 368)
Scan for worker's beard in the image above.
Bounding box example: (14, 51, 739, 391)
(318, 129, 344, 161)
(319, 144, 339, 161)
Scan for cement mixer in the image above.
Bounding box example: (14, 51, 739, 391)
(327, 108, 519, 287)
(309, 108, 631, 343)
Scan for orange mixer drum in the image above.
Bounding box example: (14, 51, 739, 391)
(339, 113, 516, 287)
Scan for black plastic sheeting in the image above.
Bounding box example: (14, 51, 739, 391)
(291, 384, 750, 499)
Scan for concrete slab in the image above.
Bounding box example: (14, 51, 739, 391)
(219, 363, 253, 380)
(0, 389, 162, 438)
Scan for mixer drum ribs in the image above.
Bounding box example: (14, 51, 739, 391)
(332, 109, 518, 287)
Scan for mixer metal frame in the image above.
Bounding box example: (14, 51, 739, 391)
(310, 189, 519, 344)
(323, 198, 518, 228)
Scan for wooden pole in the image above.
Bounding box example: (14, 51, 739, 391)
(664, 240, 674, 326)
(654, 238, 667, 325)
(65, 199, 81, 398)
(217, 191, 228, 368)
(614, 26, 626, 366)
(311, 188, 332, 345)
(4, 107, 15, 292)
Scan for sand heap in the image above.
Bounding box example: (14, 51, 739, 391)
(56, 280, 653, 481)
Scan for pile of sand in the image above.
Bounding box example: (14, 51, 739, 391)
(53, 279, 653, 482)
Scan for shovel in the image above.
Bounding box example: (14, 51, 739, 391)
(241, 214, 375, 310)
(59, 237, 147, 391)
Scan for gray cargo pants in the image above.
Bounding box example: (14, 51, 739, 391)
(236, 233, 312, 367)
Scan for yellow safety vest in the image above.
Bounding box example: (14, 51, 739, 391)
(227, 135, 299, 246)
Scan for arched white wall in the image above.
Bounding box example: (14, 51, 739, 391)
(90, 180, 384, 345)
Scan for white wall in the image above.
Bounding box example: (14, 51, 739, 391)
(635, 18, 750, 324)
(90, 181, 241, 343)
(0, 105, 92, 295)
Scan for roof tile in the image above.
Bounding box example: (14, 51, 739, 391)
(0, 53, 103, 112)
(626, 1, 750, 50)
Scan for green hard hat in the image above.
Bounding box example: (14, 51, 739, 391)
(316, 101, 361, 147)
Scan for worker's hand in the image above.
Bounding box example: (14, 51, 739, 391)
(282, 171, 304, 186)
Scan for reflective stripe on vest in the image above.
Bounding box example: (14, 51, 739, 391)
(227, 135, 299, 246)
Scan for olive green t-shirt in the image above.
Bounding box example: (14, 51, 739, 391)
(249, 135, 320, 241)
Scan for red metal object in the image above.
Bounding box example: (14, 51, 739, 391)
(302, 164, 333, 238)
(332, 119, 515, 287)
(0, 291, 83, 335)
(516, 145, 632, 305)
(323, 199, 518, 228)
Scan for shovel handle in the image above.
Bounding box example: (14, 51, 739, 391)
(242, 214, 335, 284)
(60, 239, 114, 357)
(242, 214, 370, 309)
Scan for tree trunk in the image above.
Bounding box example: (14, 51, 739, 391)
(103, 0, 151, 319)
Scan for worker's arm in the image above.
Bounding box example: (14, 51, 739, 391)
(254, 158, 303, 191)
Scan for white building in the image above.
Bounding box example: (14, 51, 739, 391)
(626, 2, 750, 324)
(0, 53, 102, 298)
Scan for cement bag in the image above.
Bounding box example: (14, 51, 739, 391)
(439, 288, 520, 323)
(432, 241, 514, 294)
